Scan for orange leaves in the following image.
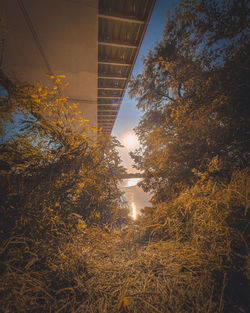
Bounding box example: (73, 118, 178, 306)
(19, 74, 94, 135)
(56, 75, 66, 79)
(45, 73, 55, 79)
(77, 220, 87, 230)
(71, 213, 87, 230)
(122, 297, 129, 306)
(152, 56, 170, 71)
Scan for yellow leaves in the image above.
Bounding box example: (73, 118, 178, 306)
(77, 220, 87, 230)
(55, 78, 62, 85)
(55, 202, 60, 207)
(20, 75, 92, 131)
(46, 73, 65, 79)
(31, 94, 38, 99)
(205, 76, 212, 86)
(122, 297, 129, 307)
(72, 214, 87, 229)
(41, 90, 48, 98)
(46, 73, 55, 79)
(201, 171, 208, 182)
(208, 156, 222, 173)
(152, 56, 168, 69)
(95, 212, 100, 218)
(146, 242, 161, 251)
(72, 213, 82, 218)
(71, 213, 87, 230)
(51, 215, 59, 222)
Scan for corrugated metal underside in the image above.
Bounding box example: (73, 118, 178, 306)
(98, 0, 155, 134)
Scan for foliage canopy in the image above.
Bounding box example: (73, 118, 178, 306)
(0, 1, 249, 312)
(128, 0, 249, 312)
(129, 0, 249, 202)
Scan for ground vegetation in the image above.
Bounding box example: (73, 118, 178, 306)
(0, 0, 249, 312)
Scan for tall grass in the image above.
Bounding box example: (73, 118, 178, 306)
(1, 170, 249, 312)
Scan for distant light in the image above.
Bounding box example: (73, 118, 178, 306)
(124, 136, 135, 146)
(131, 202, 137, 220)
(123, 134, 138, 148)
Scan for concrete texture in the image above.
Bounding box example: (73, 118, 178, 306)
(1, 0, 98, 127)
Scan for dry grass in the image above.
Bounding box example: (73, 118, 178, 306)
(77, 233, 218, 313)
(0, 227, 243, 313)
(0, 169, 249, 312)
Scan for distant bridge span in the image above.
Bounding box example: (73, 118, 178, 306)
(121, 174, 144, 179)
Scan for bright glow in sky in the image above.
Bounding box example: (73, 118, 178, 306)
(112, 0, 179, 172)
(124, 135, 135, 147)
(123, 134, 138, 149)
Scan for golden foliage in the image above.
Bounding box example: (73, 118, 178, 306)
(1, 0, 249, 311)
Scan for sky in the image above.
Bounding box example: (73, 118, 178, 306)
(112, 0, 179, 173)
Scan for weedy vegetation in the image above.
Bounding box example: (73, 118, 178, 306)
(0, 0, 249, 312)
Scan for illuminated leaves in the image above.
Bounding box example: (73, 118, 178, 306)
(0, 71, 130, 313)
(77, 220, 87, 230)
(0, 70, 127, 230)
(1, 75, 92, 145)
(122, 297, 129, 307)
(128, 3, 249, 309)
(129, 0, 249, 201)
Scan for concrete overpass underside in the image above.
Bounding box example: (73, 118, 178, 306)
(0, 0, 155, 134)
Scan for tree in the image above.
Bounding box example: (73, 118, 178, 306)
(129, 1, 249, 311)
(0, 76, 129, 311)
(0, 75, 127, 225)
(129, 0, 249, 202)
